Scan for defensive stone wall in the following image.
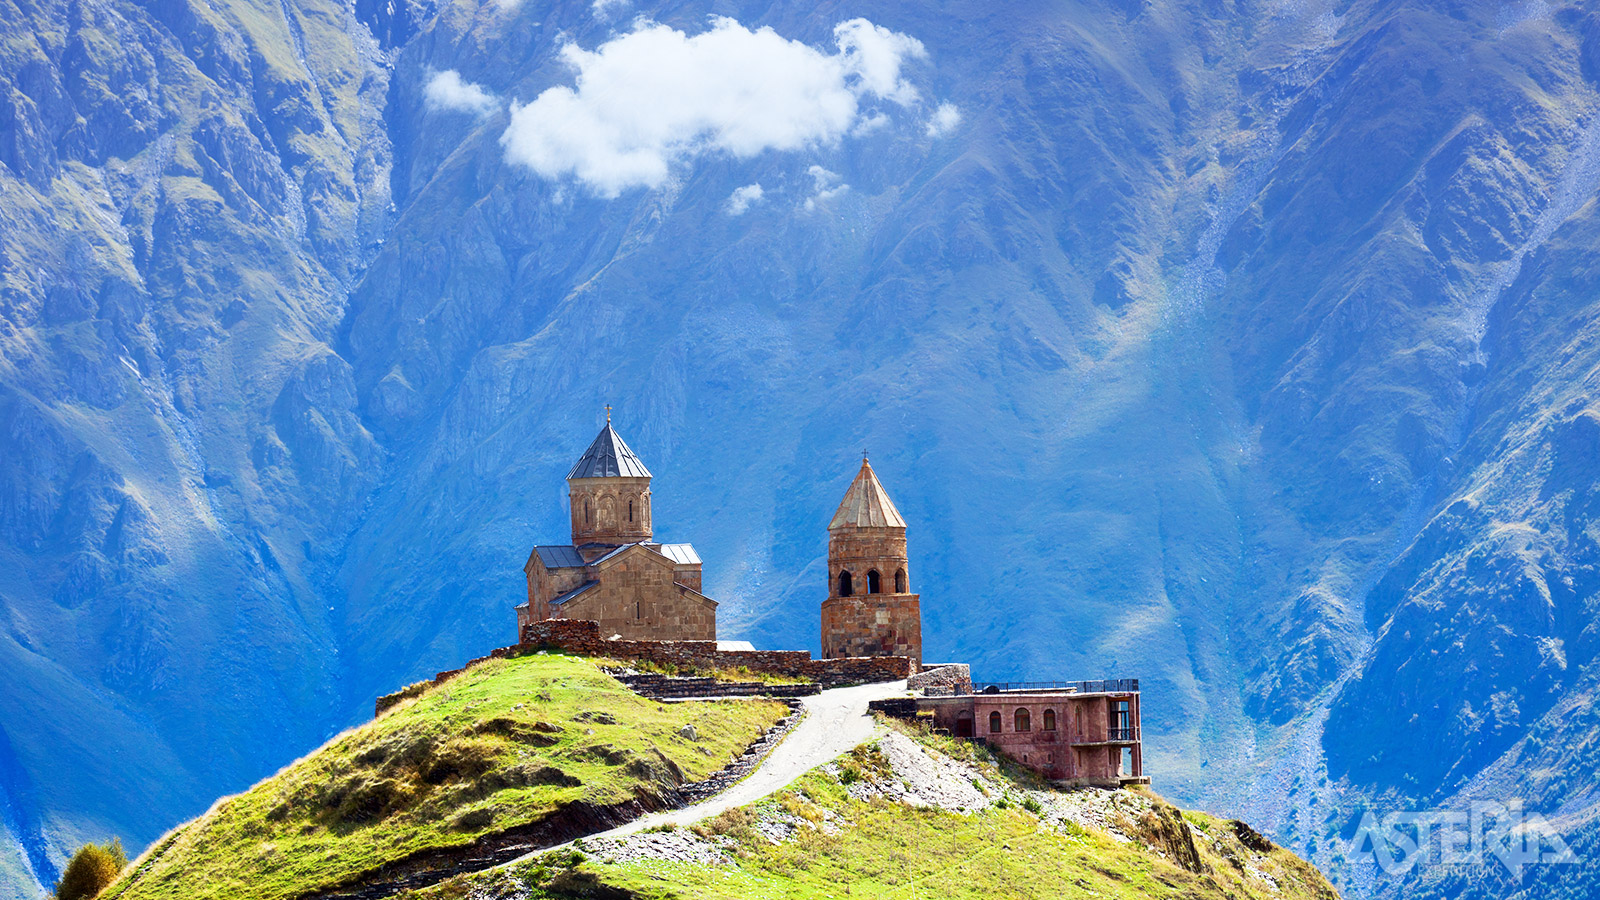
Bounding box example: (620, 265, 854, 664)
(375, 619, 913, 716)
(519, 619, 913, 688)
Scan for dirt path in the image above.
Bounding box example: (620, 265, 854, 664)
(574, 678, 906, 842)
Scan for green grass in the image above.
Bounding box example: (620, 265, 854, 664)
(101, 653, 786, 900)
(419, 725, 1337, 900)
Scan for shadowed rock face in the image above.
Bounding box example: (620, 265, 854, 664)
(4, 0, 1600, 896)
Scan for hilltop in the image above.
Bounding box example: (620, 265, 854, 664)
(100, 654, 787, 900)
(98, 655, 1334, 900)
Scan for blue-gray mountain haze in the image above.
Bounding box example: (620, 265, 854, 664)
(3, 0, 1600, 897)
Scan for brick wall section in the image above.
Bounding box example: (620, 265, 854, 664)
(562, 548, 715, 641)
(518, 619, 912, 688)
(820, 593, 922, 669)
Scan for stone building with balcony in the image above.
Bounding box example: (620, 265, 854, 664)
(911, 680, 1145, 786)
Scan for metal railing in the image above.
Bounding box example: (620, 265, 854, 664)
(1108, 727, 1138, 742)
(970, 678, 1139, 694)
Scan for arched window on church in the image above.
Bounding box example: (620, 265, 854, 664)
(1015, 708, 1031, 732)
(628, 500, 634, 522)
(585, 501, 592, 525)
(838, 570, 854, 597)
(895, 568, 907, 593)
(989, 711, 1003, 733)
(867, 570, 881, 594)
(635, 600, 642, 621)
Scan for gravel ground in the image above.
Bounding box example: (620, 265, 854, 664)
(585, 724, 1171, 868)
(580, 829, 731, 866)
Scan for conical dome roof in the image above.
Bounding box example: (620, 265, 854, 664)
(828, 459, 906, 529)
(567, 424, 652, 479)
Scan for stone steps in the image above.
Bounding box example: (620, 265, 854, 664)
(611, 673, 821, 700)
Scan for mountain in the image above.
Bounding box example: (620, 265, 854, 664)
(3, 0, 1600, 896)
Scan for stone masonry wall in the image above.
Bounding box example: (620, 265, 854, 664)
(907, 663, 971, 696)
(561, 550, 715, 641)
(519, 619, 912, 687)
(820, 593, 922, 668)
(375, 619, 914, 716)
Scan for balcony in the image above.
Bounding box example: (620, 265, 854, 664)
(969, 678, 1140, 695)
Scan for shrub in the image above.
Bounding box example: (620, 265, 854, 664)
(54, 839, 127, 900)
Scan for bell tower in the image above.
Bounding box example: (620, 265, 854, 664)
(820, 456, 922, 667)
(567, 410, 653, 553)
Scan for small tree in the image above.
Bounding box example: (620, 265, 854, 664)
(53, 838, 126, 900)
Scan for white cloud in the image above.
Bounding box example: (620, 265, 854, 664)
(424, 70, 498, 115)
(926, 102, 961, 137)
(592, 0, 629, 16)
(853, 112, 891, 135)
(835, 19, 925, 106)
(727, 183, 764, 215)
(501, 17, 928, 197)
(803, 165, 849, 211)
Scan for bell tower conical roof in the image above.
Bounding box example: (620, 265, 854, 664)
(829, 458, 906, 529)
(567, 423, 652, 480)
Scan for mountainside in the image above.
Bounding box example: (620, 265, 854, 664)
(4, 0, 1600, 896)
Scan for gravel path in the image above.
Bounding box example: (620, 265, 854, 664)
(576, 678, 906, 843)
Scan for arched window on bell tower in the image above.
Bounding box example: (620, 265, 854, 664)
(895, 568, 907, 593)
(867, 570, 881, 594)
(838, 570, 853, 597)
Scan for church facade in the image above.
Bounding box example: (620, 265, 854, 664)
(516, 421, 716, 641)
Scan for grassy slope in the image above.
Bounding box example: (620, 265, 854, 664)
(426, 724, 1338, 900)
(100, 654, 786, 900)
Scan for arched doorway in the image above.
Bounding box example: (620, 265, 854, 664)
(955, 710, 974, 738)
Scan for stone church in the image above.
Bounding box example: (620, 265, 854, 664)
(516, 420, 716, 641)
(518, 423, 924, 668)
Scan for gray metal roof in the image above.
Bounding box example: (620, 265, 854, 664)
(567, 424, 652, 479)
(657, 543, 701, 565)
(534, 546, 587, 569)
(587, 542, 643, 566)
(549, 581, 598, 606)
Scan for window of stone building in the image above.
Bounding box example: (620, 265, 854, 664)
(895, 568, 907, 592)
(1015, 708, 1031, 732)
(867, 569, 881, 593)
(1043, 709, 1056, 731)
(989, 711, 1003, 733)
(838, 570, 854, 597)
(628, 500, 634, 522)
(585, 501, 592, 524)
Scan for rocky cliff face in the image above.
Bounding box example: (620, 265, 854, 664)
(3, 0, 1600, 896)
